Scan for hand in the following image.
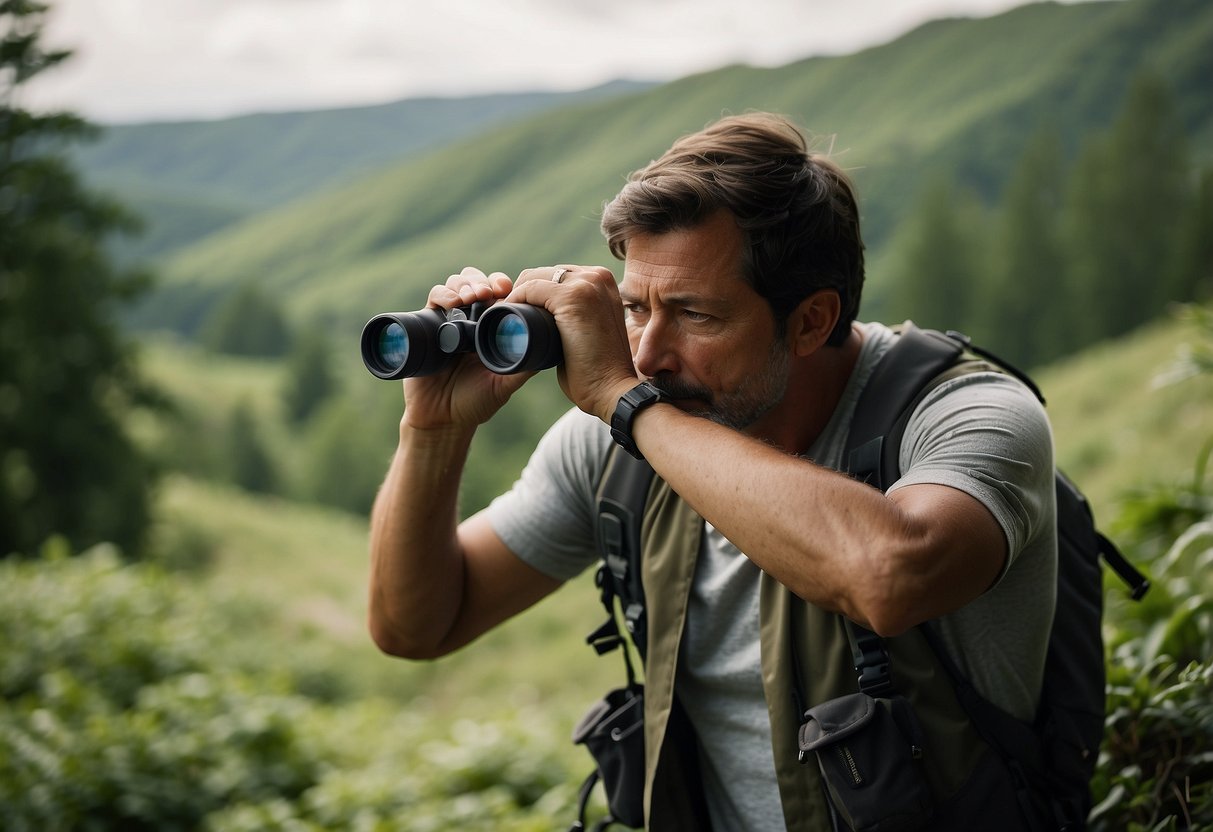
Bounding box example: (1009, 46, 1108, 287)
(401, 267, 536, 431)
(507, 265, 640, 423)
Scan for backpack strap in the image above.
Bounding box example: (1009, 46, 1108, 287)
(842, 323, 975, 693)
(845, 323, 970, 489)
(590, 445, 655, 666)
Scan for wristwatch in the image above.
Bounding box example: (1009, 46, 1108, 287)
(610, 381, 666, 460)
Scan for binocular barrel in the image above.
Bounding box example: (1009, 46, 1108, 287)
(361, 302, 563, 379)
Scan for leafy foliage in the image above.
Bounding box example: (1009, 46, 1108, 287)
(0, 0, 159, 557)
(0, 545, 583, 831)
(1087, 304, 1213, 831)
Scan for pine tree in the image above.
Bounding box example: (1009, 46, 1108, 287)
(1172, 166, 1213, 303)
(1064, 73, 1193, 346)
(199, 283, 293, 358)
(0, 1, 159, 557)
(981, 128, 1071, 369)
(282, 330, 337, 424)
(885, 175, 988, 333)
(226, 401, 277, 494)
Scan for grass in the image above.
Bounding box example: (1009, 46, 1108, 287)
(153, 474, 618, 718)
(1038, 308, 1213, 515)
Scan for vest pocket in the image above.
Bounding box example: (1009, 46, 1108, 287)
(573, 685, 646, 828)
(798, 692, 933, 831)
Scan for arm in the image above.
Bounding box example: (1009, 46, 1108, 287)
(626, 405, 1007, 636)
(366, 268, 562, 660)
(368, 421, 561, 659)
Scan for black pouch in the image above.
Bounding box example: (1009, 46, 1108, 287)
(572, 684, 646, 829)
(798, 692, 933, 832)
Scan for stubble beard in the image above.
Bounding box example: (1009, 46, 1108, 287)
(648, 339, 791, 432)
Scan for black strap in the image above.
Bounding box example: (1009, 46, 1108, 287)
(1098, 531, 1150, 600)
(845, 323, 966, 487)
(592, 447, 656, 664)
(844, 621, 895, 698)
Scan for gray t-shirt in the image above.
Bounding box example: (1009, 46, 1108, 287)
(486, 321, 1057, 831)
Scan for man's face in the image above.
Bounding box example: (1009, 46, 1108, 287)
(619, 211, 791, 433)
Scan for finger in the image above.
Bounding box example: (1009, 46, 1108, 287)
(487, 271, 514, 296)
(429, 266, 501, 308)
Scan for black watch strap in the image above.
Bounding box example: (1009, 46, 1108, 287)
(610, 381, 665, 460)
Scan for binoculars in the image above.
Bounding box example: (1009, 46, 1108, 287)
(361, 301, 563, 379)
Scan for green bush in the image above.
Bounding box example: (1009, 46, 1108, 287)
(0, 544, 582, 831)
(1089, 304, 1213, 830)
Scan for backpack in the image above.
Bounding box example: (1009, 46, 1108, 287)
(582, 323, 1150, 831)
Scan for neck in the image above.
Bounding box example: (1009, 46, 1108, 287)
(752, 325, 864, 455)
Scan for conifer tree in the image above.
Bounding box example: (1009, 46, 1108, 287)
(226, 401, 277, 494)
(199, 283, 293, 358)
(1064, 73, 1192, 345)
(282, 330, 337, 424)
(0, 1, 159, 557)
(885, 175, 987, 333)
(981, 128, 1070, 368)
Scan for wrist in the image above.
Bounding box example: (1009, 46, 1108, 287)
(607, 380, 667, 460)
(399, 417, 476, 456)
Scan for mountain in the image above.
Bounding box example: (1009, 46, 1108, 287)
(118, 0, 1210, 336)
(74, 81, 655, 261)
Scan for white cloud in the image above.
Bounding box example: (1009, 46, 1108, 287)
(18, 0, 1100, 123)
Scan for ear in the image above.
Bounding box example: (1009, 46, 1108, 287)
(787, 290, 841, 357)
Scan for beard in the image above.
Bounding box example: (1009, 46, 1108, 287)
(647, 338, 791, 431)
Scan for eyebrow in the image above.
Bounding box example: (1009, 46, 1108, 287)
(619, 289, 729, 312)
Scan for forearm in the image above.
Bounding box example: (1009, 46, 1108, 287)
(630, 405, 1002, 634)
(368, 419, 475, 658)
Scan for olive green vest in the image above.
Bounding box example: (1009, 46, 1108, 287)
(637, 477, 999, 832)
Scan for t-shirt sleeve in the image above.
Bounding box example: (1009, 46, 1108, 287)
(483, 407, 611, 581)
(890, 371, 1055, 573)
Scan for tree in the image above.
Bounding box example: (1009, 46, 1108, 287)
(225, 401, 277, 494)
(884, 175, 988, 333)
(979, 128, 1072, 369)
(0, 1, 159, 557)
(299, 398, 389, 514)
(1171, 166, 1212, 303)
(199, 283, 293, 358)
(1064, 73, 1193, 346)
(282, 330, 337, 424)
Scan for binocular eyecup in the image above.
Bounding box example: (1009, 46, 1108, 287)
(361, 301, 563, 380)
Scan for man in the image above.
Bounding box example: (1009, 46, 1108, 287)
(368, 113, 1057, 831)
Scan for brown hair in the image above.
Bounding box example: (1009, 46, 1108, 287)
(600, 112, 865, 345)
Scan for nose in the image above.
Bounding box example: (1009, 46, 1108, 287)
(631, 315, 679, 379)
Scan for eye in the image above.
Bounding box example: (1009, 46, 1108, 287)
(622, 302, 648, 321)
(681, 309, 712, 323)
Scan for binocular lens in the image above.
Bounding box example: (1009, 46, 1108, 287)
(492, 313, 530, 365)
(360, 308, 448, 379)
(475, 304, 562, 374)
(361, 302, 561, 379)
(377, 322, 408, 369)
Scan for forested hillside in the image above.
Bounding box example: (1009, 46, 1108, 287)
(103, 0, 1210, 346)
(73, 82, 653, 262)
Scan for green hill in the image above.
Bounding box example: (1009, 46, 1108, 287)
(127, 0, 1211, 338)
(76, 82, 655, 260)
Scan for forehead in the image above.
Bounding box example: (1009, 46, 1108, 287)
(619, 211, 752, 301)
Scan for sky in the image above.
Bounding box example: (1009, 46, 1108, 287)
(20, 0, 1090, 124)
